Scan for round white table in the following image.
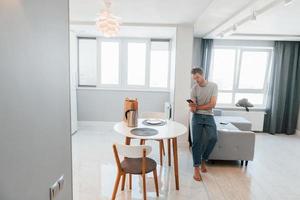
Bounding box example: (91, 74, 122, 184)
(114, 119, 187, 190)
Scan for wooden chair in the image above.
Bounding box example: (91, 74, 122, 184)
(112, 144, 159, 200)
(140, 112, 171, 166)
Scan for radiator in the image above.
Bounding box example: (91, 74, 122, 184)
(164, 102, 172, 120)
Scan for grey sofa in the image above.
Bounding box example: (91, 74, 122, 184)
(190, 110, 256, 166)
(209, 118, 255, 166)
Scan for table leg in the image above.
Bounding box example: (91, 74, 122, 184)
(125, 137, 131, 145)
(172, 137, 179, 190)
(168, 139, 171, 166)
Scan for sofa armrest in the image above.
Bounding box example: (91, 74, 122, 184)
(209, 130, 256, 161)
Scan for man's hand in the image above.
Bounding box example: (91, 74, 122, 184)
(189, 102, 197, 113)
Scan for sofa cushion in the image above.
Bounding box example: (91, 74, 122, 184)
(214, 116, 252, 131)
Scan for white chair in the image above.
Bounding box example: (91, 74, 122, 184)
(139, 112, 171, 166)
(112, 144, 159, 200)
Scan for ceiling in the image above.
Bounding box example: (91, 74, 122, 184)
(199, 0, 300, 40)
(227, 0, 300, 40)
(70, 0, 300, 40)
(70, 0, 212, 24)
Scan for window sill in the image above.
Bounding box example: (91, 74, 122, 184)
(76, 87, 170, 93)
(215, 106, 266, 112)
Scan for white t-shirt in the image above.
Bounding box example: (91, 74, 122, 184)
(190, 81, 218, 115)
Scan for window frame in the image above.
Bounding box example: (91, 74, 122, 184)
(97, 37, 122, 88)
(77, 37, 171, 91)
(149, 39, 171, 90)
(210, 45, 273, 108)
(77, 37, 98, 87)
(125, 38, 150, 89)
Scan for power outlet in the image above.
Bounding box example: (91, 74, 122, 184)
(57, 175, 64, 190)
(50, 175, 65, 200)
(50, 182, 59, 200)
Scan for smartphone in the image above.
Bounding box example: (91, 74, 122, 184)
(220, 122, 229, 125)
(186, 99, 194, 103)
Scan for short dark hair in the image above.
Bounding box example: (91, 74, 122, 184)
(191, 67, 204, 75)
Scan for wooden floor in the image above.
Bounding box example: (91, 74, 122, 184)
(72, 122, 300, 200)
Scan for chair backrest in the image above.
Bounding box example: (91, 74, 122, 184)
(140, 112, 165, 119)
(114, 143, 152, 158)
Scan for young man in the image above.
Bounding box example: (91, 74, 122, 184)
(189, 68, 218, 181)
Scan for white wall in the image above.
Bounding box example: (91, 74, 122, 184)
(169, 35, 176, 120)
(77, 89, 170, 121)
(172, 24, 194, 127)
(70, 32, 78, 133)
(0, 1, 72, 200)
(170, 24, 194, 144)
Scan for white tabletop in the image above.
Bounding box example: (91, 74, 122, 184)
(114, 119, 187, 140)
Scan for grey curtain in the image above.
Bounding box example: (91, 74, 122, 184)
(192, 38, 213, 79)
(200, 39, 213, 79)
(264, 41, 300, 135)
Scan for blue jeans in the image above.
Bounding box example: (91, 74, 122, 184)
(191, 113, 217, 167)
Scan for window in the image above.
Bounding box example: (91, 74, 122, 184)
(150, 41, 170, 88)
(78, 38, 97, 86)
(238, 50, 269, 90)
(77, 38, 170, 90)
(100, 41, 120, 85)
(127, 42, 147, 86)
(210, 47, 272, 107)
(211, 49, 236, 91)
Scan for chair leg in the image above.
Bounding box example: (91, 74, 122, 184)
(121, 174, 126, 191)
(129, 174, 132, 190)
(125, 137, 131, 145)
(153, 169, 159, 197)
(245, 161, 248, 166)
(142, 173, 147, 200)
(161, 140, 165, 155)
(159, 141, 163, 165)
(140, 139, 145, 145)
(241, 160, 244, 166)
(112, 172, 122, 200)
(168, 139, 171, 166)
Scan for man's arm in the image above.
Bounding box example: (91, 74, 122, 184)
(189, 98, 197, 112)
(196, 96, 217, 110)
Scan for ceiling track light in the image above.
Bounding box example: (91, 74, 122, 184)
(284, 0, 293, 6)
(209, 0, 295, 38)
